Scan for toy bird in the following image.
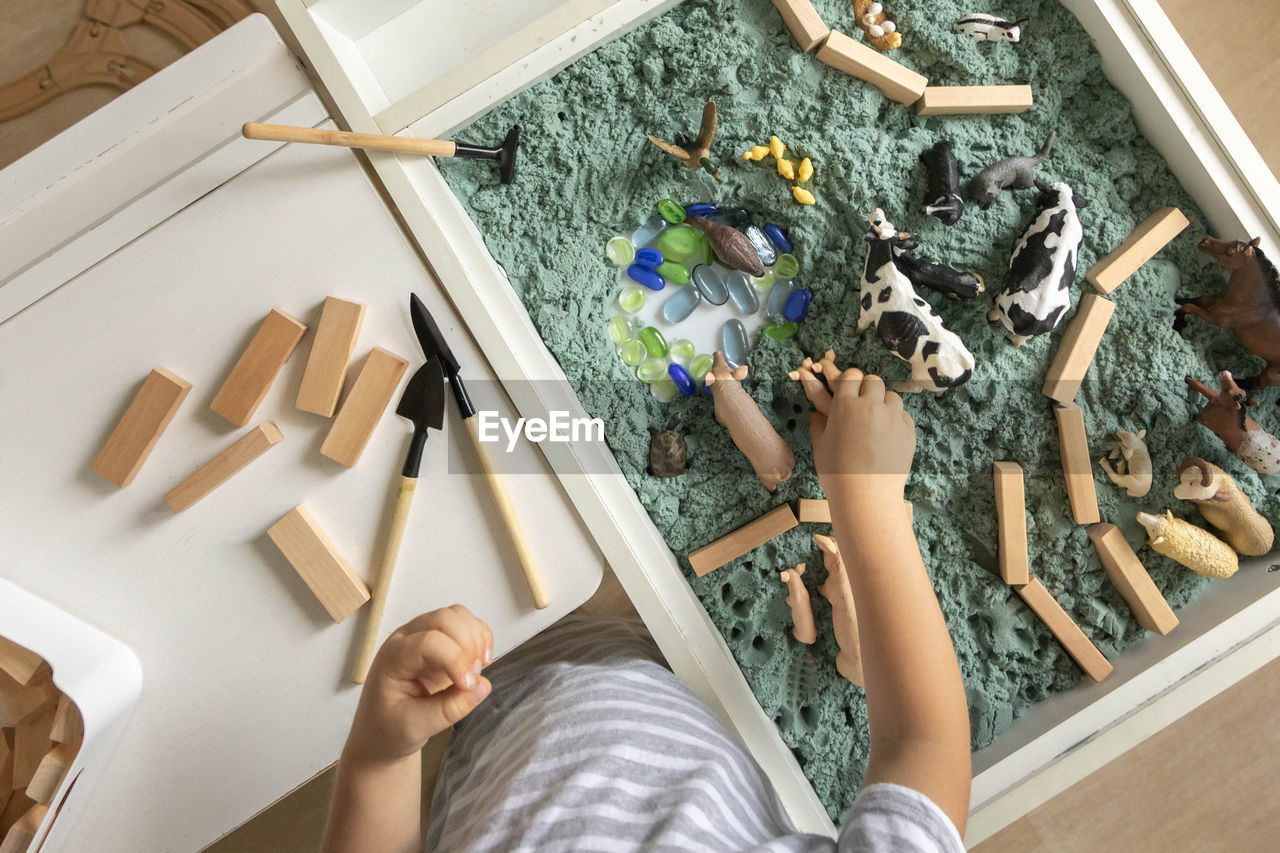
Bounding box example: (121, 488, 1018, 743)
(648, 101, 720, 180)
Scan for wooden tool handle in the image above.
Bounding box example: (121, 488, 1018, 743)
(464, 417, 550, 609)
(352, 476, 418, 684)
(243, 122, 457, 158)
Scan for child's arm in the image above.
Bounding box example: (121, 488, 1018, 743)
(321, 606, 493, 853)
(810, 370, 971, 834)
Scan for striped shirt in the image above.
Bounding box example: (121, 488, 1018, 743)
(426, 615, 965, 853)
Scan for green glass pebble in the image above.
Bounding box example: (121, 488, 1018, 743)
(658, 199, 686, 224)
(773, 253, 799, 280)
(656, 260, 691, 285)
(618, 284, 647, 313)
(656, 225, 702, 263)
(701, 236, 714, 266)
(689, 353, 714, 383)
(753, 272, 777, 292)
(763, 321, 799, 340)
(670, 338, 696, 360)
(637, 357, 668, 383)
(620, 339, 648, 366)
(650, 376, 678, 402)
(606, 236, 635, 266)
(608, 315, 637, 345)
(639, 326, 668, 358)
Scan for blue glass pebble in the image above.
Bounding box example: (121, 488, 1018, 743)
(764, 278, 795, 318)
(668, 363, 697, 396)
(632, 214, 666, 247)
(685, 202, 719, 217)
(662, 285, 702, 323)
(634, 247, 664, 269)
(763, 223, 793, 254)
(722, 319, 750, 368)
(691, 264, 729, 305)
(784, 288, 812, 322)
(725, 270, 759, 314)
(627, 264, 666, 291)
(744, 224, 777, 267)
(709, 206, 752, 228)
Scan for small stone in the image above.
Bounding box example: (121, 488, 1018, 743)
(639, 326, 669, 358)
(726, 270, 760, 314)
(661, 285, 701, 323)
(650, 376, 679, 401)
(765, 278, 795, 318)
(772, 253, 799, 280)
(632, 214, 666, 247)
(656, 260, 691, 285)
(783, 288, 812, 322)
(722, 319, 750, 367)
(689, 353, 714, 384)
(745, 225, 777, 266)
(657, 198, 686, 224)
(669, 338, 696, 360)
(691, 264, 729, 305)
(668, 363, 697, 396)
(656, 225, 702, 263)
(710, 207, 753, 228)
(754, 272, 777, 292)
(763, 223, 793, 254)
(618, 284, 647, 313)
(620, 339, 648, 365)
(607, 315, 637, 345)
(635, 247, 664, 269)
(637, 357, 668, 383)
(685, 202, 719, 217)
(762, 321, 799, 340)
(606, 236, 635, 266)
(627, 264, 666, 291)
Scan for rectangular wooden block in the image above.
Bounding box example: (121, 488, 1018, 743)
(916, 84, 1033, 115)
(0, 674, 55, 727)
(1042, 293, 1115, 404)
(320, 347, 409, 468)
(993, 462, 1030, 586)
(210, 308, 307, 427)
(770, 0, 829, 52)
(1088, 523, 1179, 635)
(1, 728, 13, 801)
(797, 498, 831, 523)
(25, 743, 75, 806)
(1054, 403, 1101, 524)
(164, 422, 284, 513)
(1086, 207, 1189, 294)
(268, 506, 370, 622)
(296, 297, 366, 417)
(48, 696, 81, 746)
(688, 505, 798, 576)
(0, 641, 43, 689)
(0, 800, 47, 853)
(91, 368, 191, 487)
(1016, 576, 1113, 682)
(11, 703, 53, 790)
(816, 29, 928, 105)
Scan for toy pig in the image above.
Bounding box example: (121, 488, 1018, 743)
(703, 351, 794, 491)
(1098, 429, 1152, 497)
(779, 562, 817, 644)
(1185, 371, 1280, 475)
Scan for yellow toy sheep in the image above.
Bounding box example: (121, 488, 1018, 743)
(1137, 511, 1239, 579)
(1174, 458, 1275, 557)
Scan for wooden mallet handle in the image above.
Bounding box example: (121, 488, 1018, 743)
(243, 122, 457, 158)
(352, 475, 418, 684)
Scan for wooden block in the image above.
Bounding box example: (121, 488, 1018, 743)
(210, 308, 307, 427)
(688, 505, 798, 576)
(164, 422, 284, 513)
(0, 787, 25, 839)
(993, 462, 1030, 585)
(0, 675, 55, 727)
(296, 297, 366, 417)
(797, 498, 831, 523)
(1087, 523, 1179, 635)
(0, 800, 47, 853)
(268, 506, 370, 622)
(817, 30, 928, 105)
(1042, 293, 1115, 404)
(0, 730, 13, 803)
(24, 743, 74, 806)
(0, 642, 43, 690)
(1054, 403, 1101, 524)
(320, 347, 409, 468)
(1086, 207, 1189, 294)
(770, 0, 829, 52)
(48, 697, 80, 746)
(1016, 576, 1113, 682)
(10, 705, 52, 791)
(916, 84, 1033, 115)
(91, 368, 191, 487)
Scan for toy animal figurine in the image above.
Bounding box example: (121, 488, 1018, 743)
(814, 534, 864, 686)
(1186, 372, 1280, 475)
(1098, 429, 1152, 497)
(647, 413, 689, 478)
(648, 101, 721, 179)
(685, 214, 766, 276)
(854, 0, 901, 50)
(1176, 236, 1280, 390)
(703, 351, 794, 491)
(892, 240, 985, 300)
(920, 140, 964, 226)
(1174, 458, 1274, 556)
(779, 562, 817, 644)
(989, 180, 1088, 345)
(1137, 511, 1239, 579)
(953, 13, 1029, 42)
(969, 132, 1055, 209)
(858, 209, 975, 392)
(789, 349, 848, 416)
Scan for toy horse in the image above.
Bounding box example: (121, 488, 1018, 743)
(1176, 236, 1280, 389)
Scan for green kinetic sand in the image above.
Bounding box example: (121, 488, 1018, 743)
(441, 0, 1279, 819)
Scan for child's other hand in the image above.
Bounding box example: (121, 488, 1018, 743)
(348, 605, 494, 764)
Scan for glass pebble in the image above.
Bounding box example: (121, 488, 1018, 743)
(668, 363, 697, 396)
(656, 225, 702, 262)
(632, 214, 666, 247)
(763, 223, 793, 254)
(650, 376, 678, 402)
(762, 321, 799, 340)
(639, 326, 669, 358)
(637, 357, 668, 383)
(753, 272, 777, 292)
(618, 284, 647, 313)
(657, 199, 686, 224)
(745, 224, 777, 267)
(722, 319, 750, 367)
(656, 260, 691, 285)
(709, 206, 752, 228)
(784, 288, 812, 323)
(620, 339, 648, 366)
(689, 353, 714, 384)
(725, 271, 759, 314)
(606, 236, 634, 266)
(669, 338, 696, 360)
(635, 247, 663, 269)
(765, 278, 795, 318)
(691, 264, 729, 306)
(607, 315, 637, 345)
(773, 253, 799, 280)
(627, 264, 666, 291)
(661, 285, 701, 324)
(685, 202, 719, 217)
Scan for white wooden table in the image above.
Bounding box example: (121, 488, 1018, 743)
(0, 18, 603, 852)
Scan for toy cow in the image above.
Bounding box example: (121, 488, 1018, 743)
(990, 181, 1088, 345)
(953, 13, 1029, 42)
(893, 240, 985, 300)
(857, 209, 975, 392)
(919, 140, 964, 225)
(703, 351, 795, 491)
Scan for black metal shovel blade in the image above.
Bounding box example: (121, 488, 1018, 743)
(397, 355, 446, 431)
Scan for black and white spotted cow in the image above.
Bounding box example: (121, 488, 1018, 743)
(953, 13, 1029, 42)
(990, 180, 1088, 346)
(858, 209, 976, 393)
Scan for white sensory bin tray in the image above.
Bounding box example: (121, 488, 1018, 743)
(278, 0, 1280, 844)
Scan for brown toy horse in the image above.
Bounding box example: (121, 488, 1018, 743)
(1177, 236, 1280, 389)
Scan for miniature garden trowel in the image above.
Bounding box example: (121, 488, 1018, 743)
(351, 340, 446, 685)
(412, 294, 550, 610)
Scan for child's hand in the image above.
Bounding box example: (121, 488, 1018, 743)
(347, 606, 494, 764)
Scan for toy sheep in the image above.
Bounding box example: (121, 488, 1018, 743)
(1137, 511, 1239, 579)
(1174, 458, 1275, 556)
(1098, 429, 1152, 497)
(779, 562, 817, 644)
(814, 534, 864, 686)
(704, 351, 794, 491)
